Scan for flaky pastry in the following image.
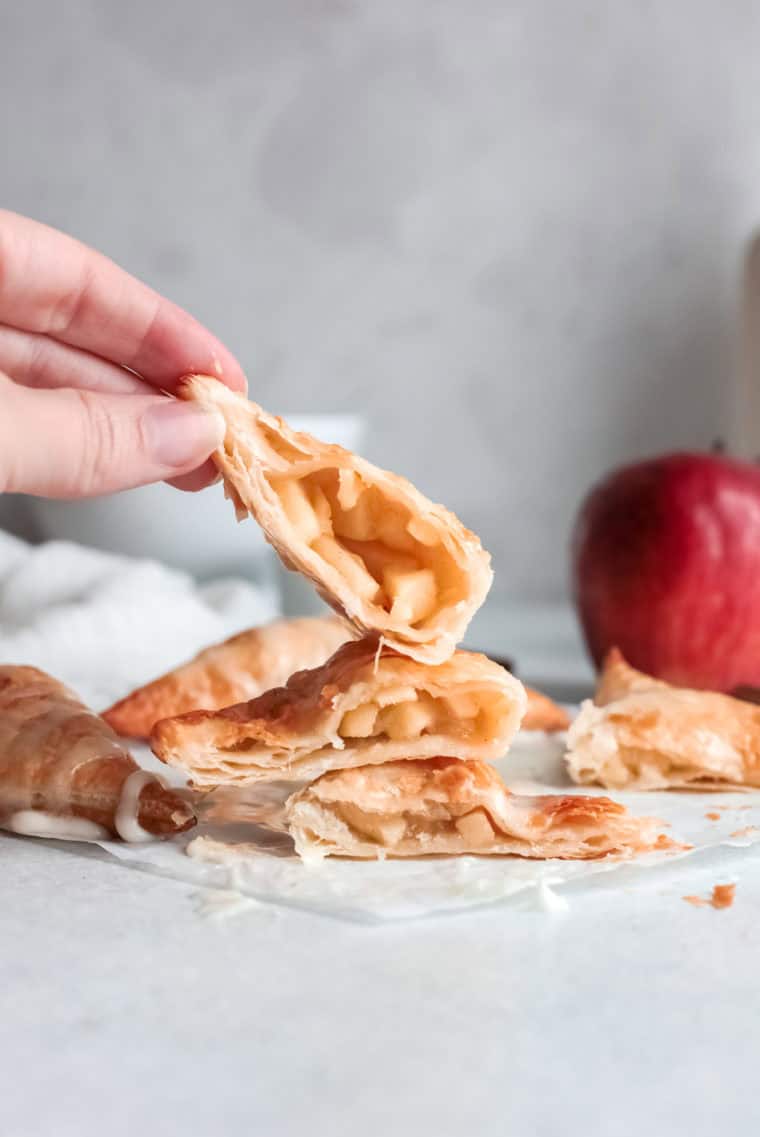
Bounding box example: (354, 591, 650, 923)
(0, 666, 195, 841)
(567, 649, 760, 790)
(285, 756, 667, 860)
(104, 615, 349, 739)
(522, 686, 571, 732)
(151, 638, 526, 787)
(593, 647, 670, 706)
(179, 375, 492, 664)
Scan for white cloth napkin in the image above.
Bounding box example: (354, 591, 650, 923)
(0, 530, 279, 710)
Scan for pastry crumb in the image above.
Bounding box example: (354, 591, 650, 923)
(704, 811, 720, 821)
(655, 833, 691, 853)
(683, 883, 736, 909)
(730, 825, 758, 839)
(711, 883, 736, 908)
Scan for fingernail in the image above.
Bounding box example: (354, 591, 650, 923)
(143, 401, 225, 469)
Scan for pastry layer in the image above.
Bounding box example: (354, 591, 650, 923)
(522, 686, 571, 732)
(180, 375, 492, 664)
(567, 649, 760, 790)
(104, 616, 349, 739)
(0, 666, 195, 840)
(152, 638, 526, 786)
(286, 756, 667, 860)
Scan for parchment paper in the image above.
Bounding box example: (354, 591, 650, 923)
(88, 733, 760, 923)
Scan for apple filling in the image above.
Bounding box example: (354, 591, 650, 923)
(571, 748, 638, 789)
(270, 468, 468, 628)
(569, 734, 724, 790)
(337, 687, 498, 745)
(600, 747, 721, 788)
(331, 801, 501, 848)
(211, 685, 504, 767)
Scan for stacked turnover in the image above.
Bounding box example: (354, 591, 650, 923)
(146, 376, 664, 862)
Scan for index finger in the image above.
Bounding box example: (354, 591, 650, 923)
(0, 210, 247, 393)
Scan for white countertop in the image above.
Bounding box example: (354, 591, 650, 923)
(3, 817, 758, 1136)
(2, 596, 756, 1136)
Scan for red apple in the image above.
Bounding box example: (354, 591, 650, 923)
(572, 451, 760, 691)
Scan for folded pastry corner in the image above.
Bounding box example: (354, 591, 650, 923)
(594, 646, 670, 706)
(285, 757, 668, 861)
(151, 638, 526, 787)
(522, 686, 571, 732)
(179, 375, 492, 664)
(0, 666, 196, 841)
(104, 615, 349, 739)
(567, 650, 760, 790)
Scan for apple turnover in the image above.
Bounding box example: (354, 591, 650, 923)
(0, 666, 195, 841)
(566, 649, 760, 790)
(151, 638, 526, 787)
(179, 375, 492, 664)
(104, 615, 349, 739)
(523, 686, 571, 732)
(285, 756, 668, 860)
(592, 647, 671, 706)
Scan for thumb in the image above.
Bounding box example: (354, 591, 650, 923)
(0, 374, 225, 498)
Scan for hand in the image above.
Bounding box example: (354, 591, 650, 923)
(0, 210, 247, 498)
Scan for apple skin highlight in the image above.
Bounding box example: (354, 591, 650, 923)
(572, 451, 760, 692)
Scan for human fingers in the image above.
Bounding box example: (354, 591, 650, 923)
(166, 459, 221, 493)
(0, 372, 225, 498)
(0, 324, 151, 394)
(0, 210, 247, 393)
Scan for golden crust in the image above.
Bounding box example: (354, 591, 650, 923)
(594, 647, 670, 706)
(179, 375, 493, 665)
(151, 638, 527, 787)
(104, 616, 349, 739)
(522, 686, 571, 732)
(0, 666, 195, 839)
(285, 756, 667, 860)
(567, 650, 760, 790)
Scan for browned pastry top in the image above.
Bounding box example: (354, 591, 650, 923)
(0, 665, 195, 840)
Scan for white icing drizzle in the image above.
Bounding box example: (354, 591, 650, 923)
(114, 770, 163, 843)
(4, 810, 109, 841)
(0, 668, 137, 835)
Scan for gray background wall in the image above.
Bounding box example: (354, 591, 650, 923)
(2, 0, 758, 599)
